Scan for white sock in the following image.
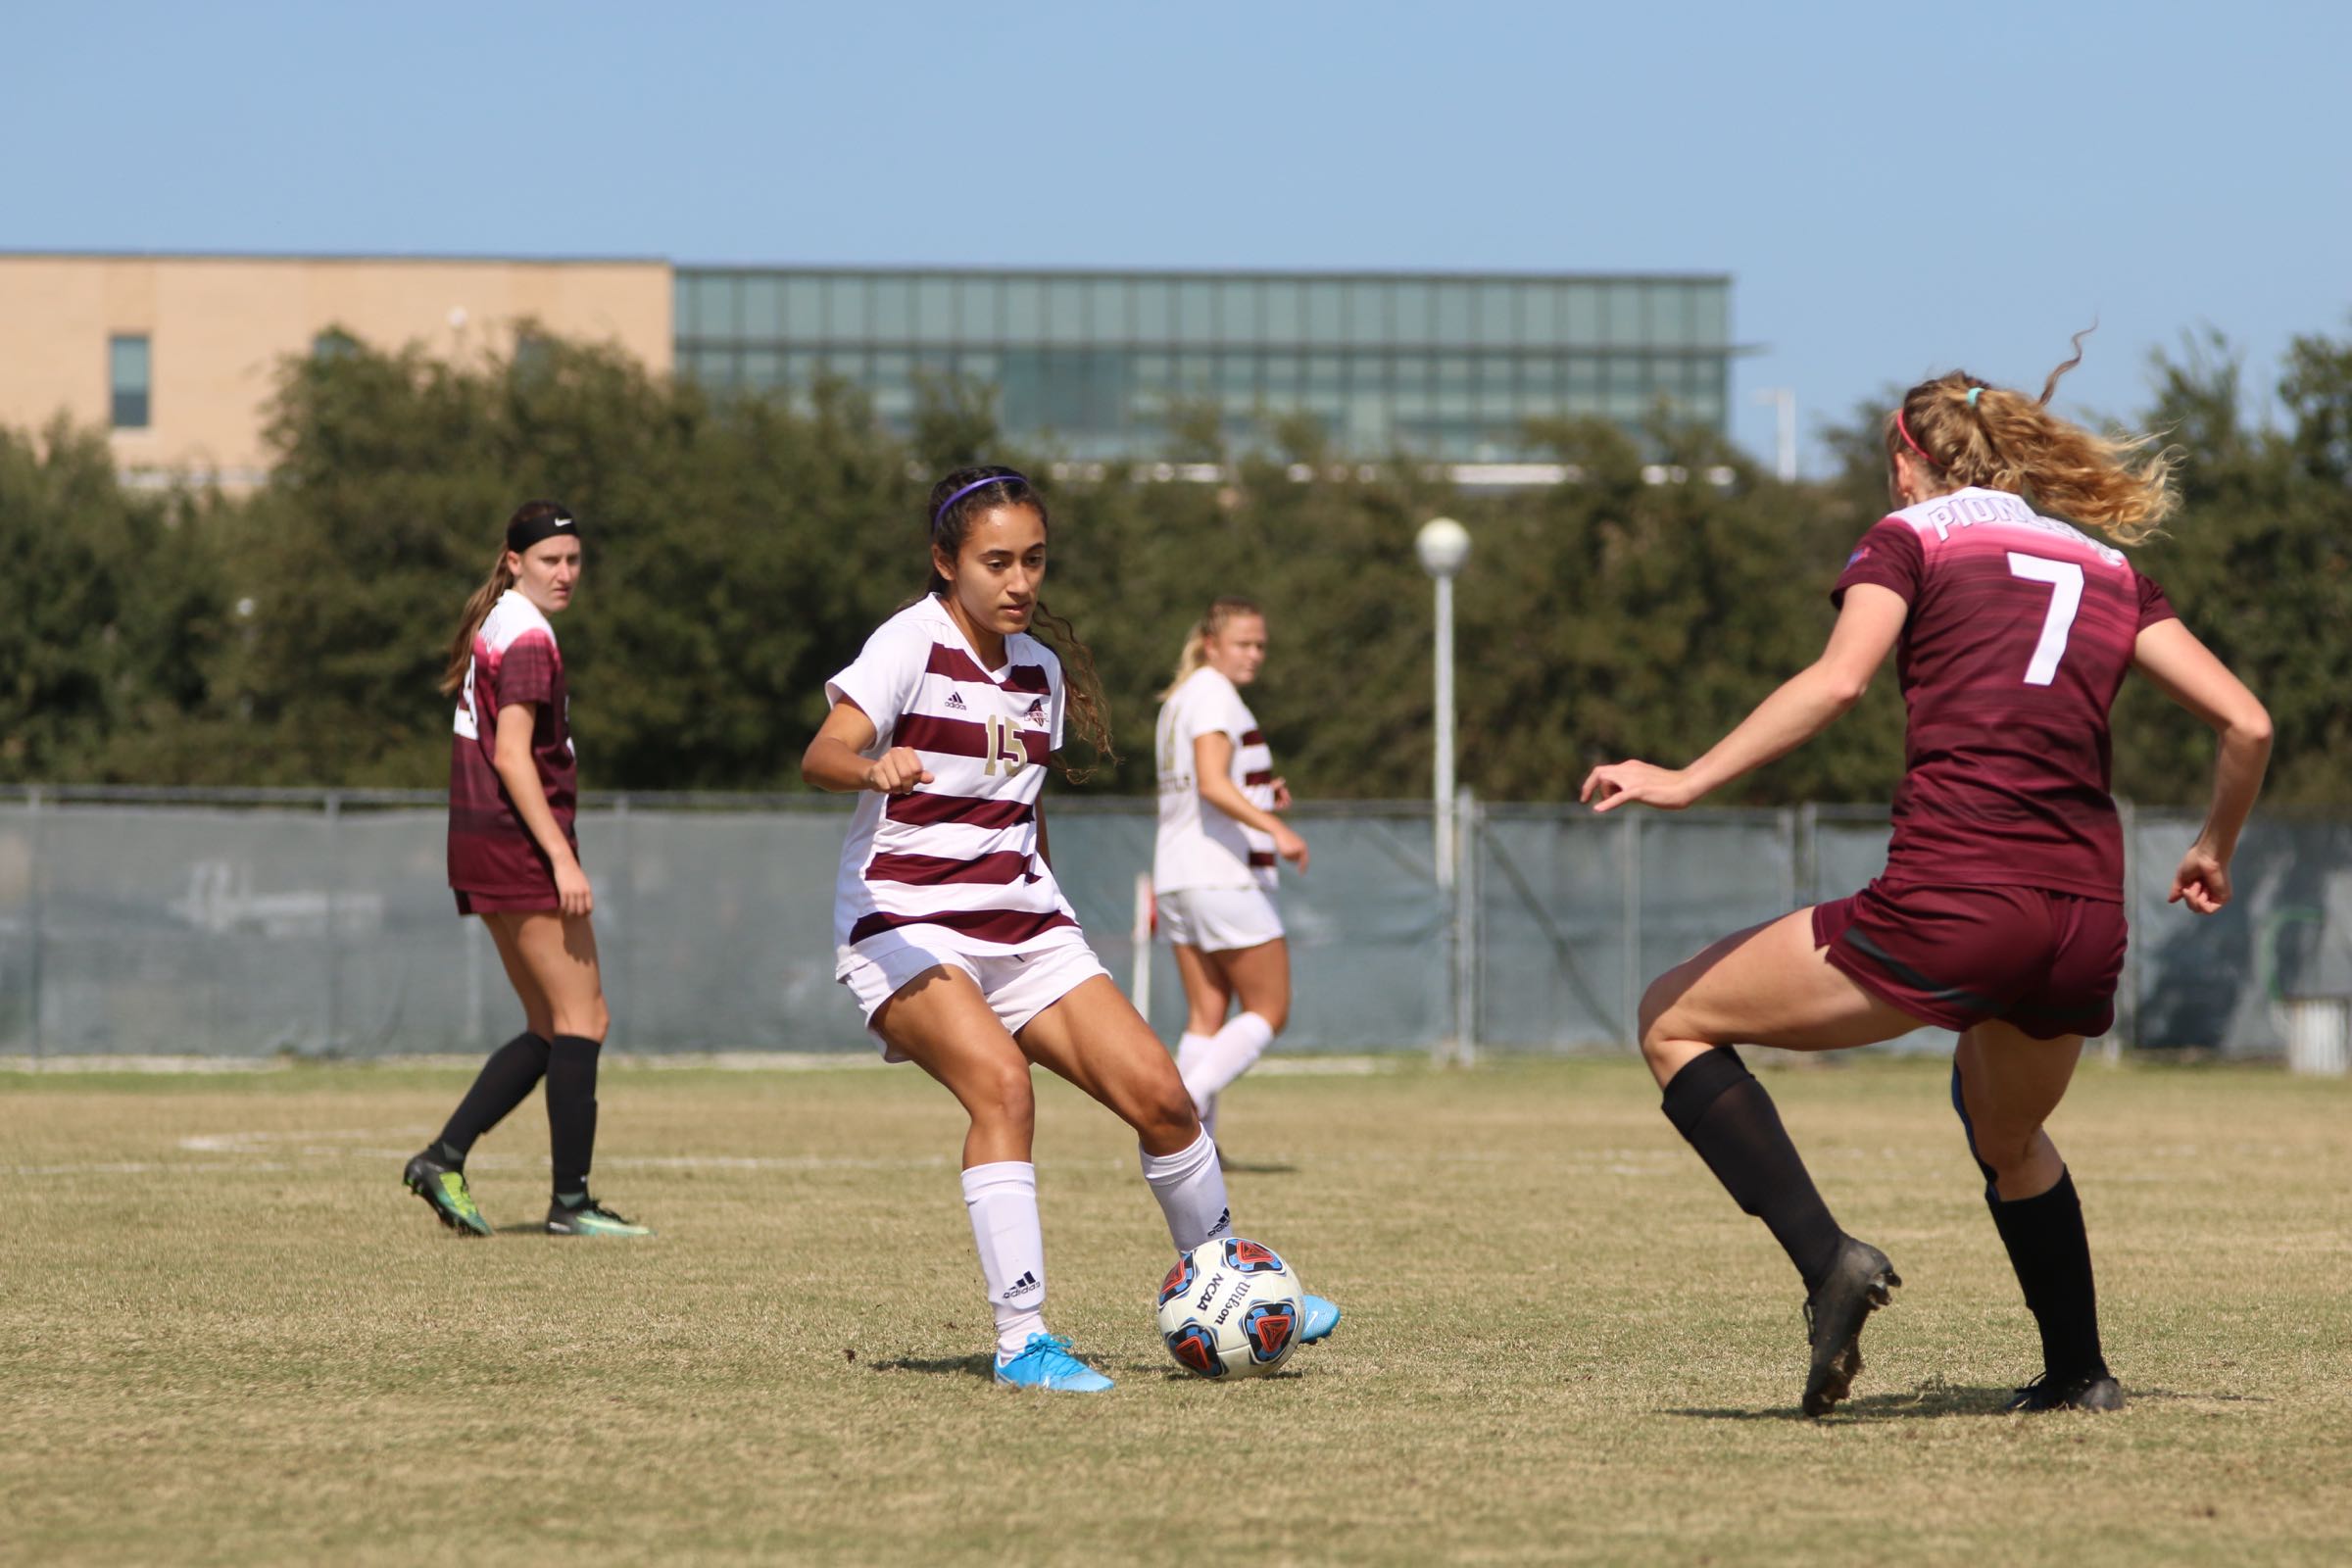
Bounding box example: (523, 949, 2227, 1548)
(1173, 1032, 1215, 1117)
(1139, 1127, 1234, 1252)
(961, 1161, 1048, 1360)
(1186, 1012, 1274, 1109)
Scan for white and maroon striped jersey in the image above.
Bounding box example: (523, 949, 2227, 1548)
(1152, 666, 1277, 894)
(826, 595, 1079, 967)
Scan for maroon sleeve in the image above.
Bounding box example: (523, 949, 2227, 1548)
(2134, 567, 2179, 631)
(496, 634, 558, 709)
(1830, 518, 1924, 608)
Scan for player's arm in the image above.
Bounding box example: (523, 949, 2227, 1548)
(492, 702, 592, 917)
(801, 700, 934, 795)
(1194, 732, 1307, 870)
(2131, 618, 2272, 913)
(1582, 584, 1908, 812)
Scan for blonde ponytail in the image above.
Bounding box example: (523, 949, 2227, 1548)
(1158, 596, 1262, 701)
(1889, 330, 2180, 545)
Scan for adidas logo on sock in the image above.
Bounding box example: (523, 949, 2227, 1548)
(945, 691, 968, 710)
(1002, 1271, 1040, 1298)
(1209, 1207, 1231, 1238)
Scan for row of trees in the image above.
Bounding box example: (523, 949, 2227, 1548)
(4, 325, 2348, 805)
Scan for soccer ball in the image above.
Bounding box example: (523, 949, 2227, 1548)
(1154, 1237, 1303, 1379)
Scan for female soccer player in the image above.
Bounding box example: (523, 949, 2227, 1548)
(1583, 350, 2269, 1417)
(802, 467, 1337, 1392)
(1152, 598, 1308, 1138)
(403, 501, 650, 1239)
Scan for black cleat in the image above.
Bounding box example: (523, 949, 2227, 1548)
(403, 1149, 492, 1236)
(545, 1194, 653, 1237)
(1801, 1237, 1900, 1417)
(2006, 1370, 2124, 1412)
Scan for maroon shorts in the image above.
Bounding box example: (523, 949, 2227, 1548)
(1812, 880, 2126, 1039)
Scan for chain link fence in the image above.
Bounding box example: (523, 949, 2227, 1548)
(2, 787, 2345, 1061)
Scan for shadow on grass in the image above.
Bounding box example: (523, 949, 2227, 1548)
(868, 1352, 994, 1380)
(1216, 1155, 1299, 1175)
(1666, 1382, 2022, 1423)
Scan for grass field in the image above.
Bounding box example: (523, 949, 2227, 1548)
(6, 1054, 2349, 1567)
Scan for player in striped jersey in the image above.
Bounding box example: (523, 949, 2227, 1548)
(1152, 598, 1308, 1141)
(802, 467, 1337, 1392)
(1583, 342, 2269, 1417)
(404, 502, 649, 1239)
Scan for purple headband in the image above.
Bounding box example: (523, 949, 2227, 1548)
(931, 472, 1028, 528)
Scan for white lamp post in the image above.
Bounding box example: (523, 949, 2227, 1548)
(1754, 386, 1797, 483)
(1416, 516, 1471, 888)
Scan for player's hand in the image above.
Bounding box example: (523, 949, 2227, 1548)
(1580, 760, 1698, 813)
(1270, 776, 1294, 810)
(1272, 821, 1310, 874)
(863, 747, 935, 796)
(554, 858, 595, 918)
(2168, 845, 2232, 914)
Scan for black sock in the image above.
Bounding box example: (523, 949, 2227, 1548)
(546, 1034, 602, 1199)
(1986, 1168, 2107, 1382)
(435, 1031, 551, 1160)
(1661, 1048, 1846, 1291)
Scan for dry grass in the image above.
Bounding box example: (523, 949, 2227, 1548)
(5, 1055, 2349, 1566)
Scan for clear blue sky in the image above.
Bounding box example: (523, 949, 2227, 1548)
(6, 0, 2345, 472)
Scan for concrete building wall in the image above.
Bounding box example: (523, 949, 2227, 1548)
(0, 254, 673, 484)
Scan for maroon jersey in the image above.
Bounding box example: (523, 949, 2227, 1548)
(447, 590, 577, 898)
(1833, 487, 2176, 900)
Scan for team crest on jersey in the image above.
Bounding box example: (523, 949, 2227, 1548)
(1024, 698, 1047, 723)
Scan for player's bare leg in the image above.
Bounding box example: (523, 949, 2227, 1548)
(1022, 975, 1340, 1342)
(488, 911, 643, 1235)
(1953, 1023, 2120, 1411)
(1173, 939, 1289, 1137)
(877, 965, 1108, 1391)
(1638, 908, 1928, 1415)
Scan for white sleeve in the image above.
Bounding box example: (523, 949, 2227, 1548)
(1202, 675, 1252, 741)
(1049, 654, 1068, 752)
(825, 619, 926, 751)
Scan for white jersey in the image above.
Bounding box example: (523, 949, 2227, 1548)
(826, 595, 1078, 971)
(1153, 666, 1277, 894)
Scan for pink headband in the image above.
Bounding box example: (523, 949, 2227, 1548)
(1893, 408, 1936, 466)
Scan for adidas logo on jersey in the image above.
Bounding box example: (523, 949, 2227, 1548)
(1002, 1270, 1040, 1299)
(945, 692, 967, 710)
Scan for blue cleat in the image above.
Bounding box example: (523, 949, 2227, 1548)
(1299, 1294, 1342, 1344)
(994, 1333, 1115, 1393)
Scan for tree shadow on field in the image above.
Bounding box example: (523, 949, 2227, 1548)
(1666, 1382, 2022, 1423)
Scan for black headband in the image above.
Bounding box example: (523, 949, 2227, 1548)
(507, 507, 579, 553)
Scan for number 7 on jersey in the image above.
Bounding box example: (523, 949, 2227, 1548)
(2006, 552, 2083, 687)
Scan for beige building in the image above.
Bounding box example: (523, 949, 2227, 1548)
(0, 253, 672, 486)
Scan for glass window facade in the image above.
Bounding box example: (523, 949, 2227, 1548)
(673, 268, 1732, 462)
(110, 334, 151, 429)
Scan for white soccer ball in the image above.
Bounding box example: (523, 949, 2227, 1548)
(1154, 1236, 1304, 1379)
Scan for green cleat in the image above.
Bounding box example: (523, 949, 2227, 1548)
(546, 1195, 653, 1237)
(403, 1150, 492, 1236)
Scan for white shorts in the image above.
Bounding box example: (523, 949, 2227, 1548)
(1155, 887, 1285, 954)
(837, 930, 1110, 1061)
